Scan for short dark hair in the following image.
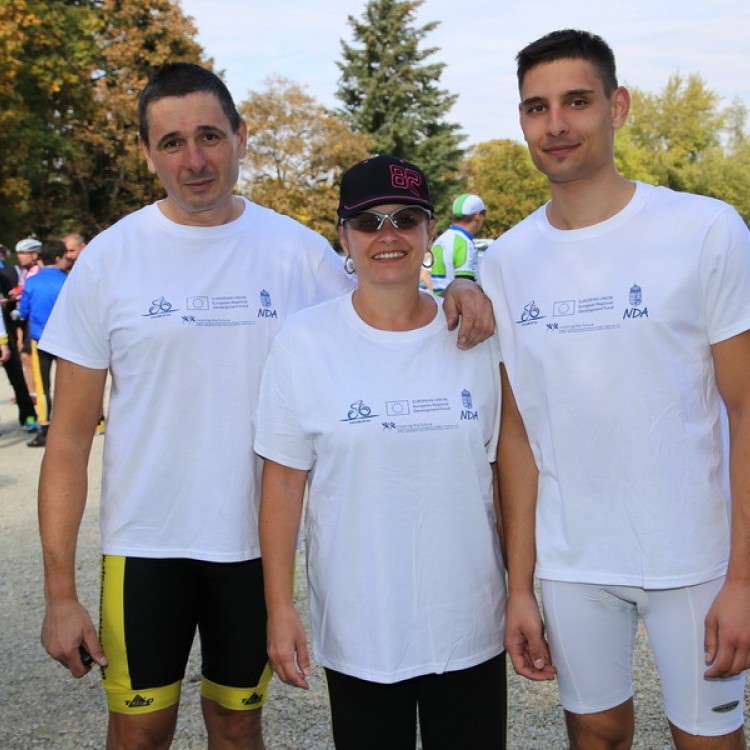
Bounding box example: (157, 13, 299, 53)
(138, 62, 242, 148)
(39, 240, 67, 265)
(516, 29, 618, 96)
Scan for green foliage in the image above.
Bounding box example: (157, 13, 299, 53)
(462, 140, 549, 237)
(335, 0, 465, 214)
(70, 0, 206, 235)
(471, 74, 750, 227)
(240, 76, 372, 244)
(679, 141, 750, 220)
(626, 75, 723, 170)
(3, 2, 749, 244)
(0, 0, 206, 244)
(617, 73, 750, 220)
(0, 0, 100, 240)
(613, 126, 661, 185)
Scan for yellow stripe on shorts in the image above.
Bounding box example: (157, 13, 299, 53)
(201, 662, 273, 711)
(100, 555, 181, 715)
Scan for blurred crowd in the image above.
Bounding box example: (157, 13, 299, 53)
(0, 232, 103, 445)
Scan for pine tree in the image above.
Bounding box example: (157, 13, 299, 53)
(335, 0, 465, 212)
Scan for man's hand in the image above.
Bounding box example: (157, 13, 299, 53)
(707, 332, 750, 678)
(704, 579, 750, 678)
(441, 279, 495, 349)
(266, 606, 311, 689)
(41, 598, 107, 678)
(505, 591, 557, 681)
(0, 343, 9, 363)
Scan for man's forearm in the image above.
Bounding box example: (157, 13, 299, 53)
(498, 366, 539, 595)
(713, 331, 750, 585)
(498, 438, 539, 594)
(726, 404, 750, 585)
(38, 361, 106, 601)
(39, 442, 91, 602)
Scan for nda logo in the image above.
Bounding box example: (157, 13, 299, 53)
(460, 389, 478, 421)
(623, 283, 648, 319)
(258, 289, 278, 319)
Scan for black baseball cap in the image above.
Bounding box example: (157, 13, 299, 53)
(338, 155, 433, 219)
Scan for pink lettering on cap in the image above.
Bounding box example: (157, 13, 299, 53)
(390, 165, 422, 197)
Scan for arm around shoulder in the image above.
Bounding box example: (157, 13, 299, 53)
(441, 278, 495, 349)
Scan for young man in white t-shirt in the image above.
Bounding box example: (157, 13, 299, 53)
(37, 64, 494, 750)
(481, 29, 750, 750)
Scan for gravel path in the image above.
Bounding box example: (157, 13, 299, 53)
(1, 373, 747, 748)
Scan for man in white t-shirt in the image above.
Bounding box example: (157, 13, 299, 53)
(37, 64, 494, 750)
(481, 29, 750, 750)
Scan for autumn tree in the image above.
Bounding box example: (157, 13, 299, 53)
(336, 0, 464, 213)
(240, 77, 372, 244)
(0, 0, 99, 240)
(0, 0, 206, 243)
(68, 0, 207, 235)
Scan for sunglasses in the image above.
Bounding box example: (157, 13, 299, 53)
(344, 206, 432, 233)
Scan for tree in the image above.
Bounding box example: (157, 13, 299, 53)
(678, 141, 750, 222)
(0, 0, 206, 243)
(0, 0, 100, 240)
(240, 77, 372, 244)
(613, 127, 661, 185)
(680, 99, 750, 221)
(463, 73, 750, 231)
(335, 0, 464, 214)
(619, 73, 750, 220)
(624, 74, 725, 191)
(67, 0, 207, 235)
(723, 98, 748, 152)
(462, 140, 549, 237)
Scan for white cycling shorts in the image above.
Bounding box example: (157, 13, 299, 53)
(540, 577, 745, 736)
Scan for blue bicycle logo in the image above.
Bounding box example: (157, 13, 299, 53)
(149, 296, 174, 315)
(520, 300, 540, 322)
(143, 296, 178, 317)
(347, 400, 372, 420)
(341, 399, 377, 422)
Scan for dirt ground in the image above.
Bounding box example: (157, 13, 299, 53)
(2, 366, 746, 748)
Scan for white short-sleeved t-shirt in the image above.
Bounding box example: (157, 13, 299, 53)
(481, 182, 750, 588)
(255, 293, 505, 683)
(41, 198, 354, 561)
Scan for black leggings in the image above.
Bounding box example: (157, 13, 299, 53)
(34, 346, 55, 422)
(325, 653, 507, 750)
(1, 333, 36, 423)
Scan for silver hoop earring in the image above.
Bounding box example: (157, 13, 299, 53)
(422, 250, 435, 269)
(344, 255, 356, 274)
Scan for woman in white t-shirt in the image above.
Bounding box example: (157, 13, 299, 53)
(255, 155, 507, 750)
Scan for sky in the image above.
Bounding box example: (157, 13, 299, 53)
(178, 0, 750, 148)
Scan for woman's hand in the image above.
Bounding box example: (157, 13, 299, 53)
(267, 606, 311, 689)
